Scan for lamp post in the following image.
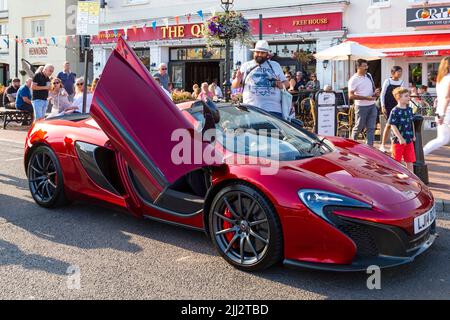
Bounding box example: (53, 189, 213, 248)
(221, 0, 234, 102)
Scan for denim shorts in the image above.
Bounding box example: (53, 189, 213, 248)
(32, 99, 48, 120)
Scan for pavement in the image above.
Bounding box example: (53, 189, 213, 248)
(425, 146, 450, 212)
(0, 124, 449, 299)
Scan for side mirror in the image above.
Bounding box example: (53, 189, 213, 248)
(202, 99, 220, 138)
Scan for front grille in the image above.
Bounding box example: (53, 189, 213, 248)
(325, 207, 435, 258)
(333, 219, 379, 257)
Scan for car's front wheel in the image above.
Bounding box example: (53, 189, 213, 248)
(27, 145, 67, 208)
(209, 183, 283, 271)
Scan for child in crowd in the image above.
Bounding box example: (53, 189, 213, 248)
(388, 87, 416, 171)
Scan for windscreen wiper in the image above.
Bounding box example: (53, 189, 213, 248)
(307, 137, 327, 154)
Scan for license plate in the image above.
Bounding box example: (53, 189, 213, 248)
(414, 206, 436, 235)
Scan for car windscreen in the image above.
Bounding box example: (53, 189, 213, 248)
(189, 105, 332, 161)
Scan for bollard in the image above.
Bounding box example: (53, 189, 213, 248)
(413, 115, 429, 185)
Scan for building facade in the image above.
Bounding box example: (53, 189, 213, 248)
(2, 0, 88, 85)
(92, 0, 348, 91)
(91, 0, 450, 92)
(344, 0, 450, 91)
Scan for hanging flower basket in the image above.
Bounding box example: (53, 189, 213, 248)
(204, 11, 253, 49)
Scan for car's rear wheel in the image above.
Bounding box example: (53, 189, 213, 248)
(209, 183, 283, 271)
(27, 145, 67, 208)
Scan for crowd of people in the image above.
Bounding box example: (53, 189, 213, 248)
(3, 44, 448, 173)
(1, 61, 98, 124)
(350, 56, 450, 170)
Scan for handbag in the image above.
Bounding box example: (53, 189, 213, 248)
(281, 85, 294, 120)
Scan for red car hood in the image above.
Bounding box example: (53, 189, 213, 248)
(286, 148, 423, 207)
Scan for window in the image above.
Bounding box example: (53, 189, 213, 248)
(371, 0, 390, 7)
(427, 63, 439, 88)
(0, 0, 7, 11)
(32, 20, 45, 37)
(134, 48, 150, 70)
(409, 63, 422, 87)
(0, 23, 7, 35)
(123, 0, 148, 5)
(170, 47, 226, 61)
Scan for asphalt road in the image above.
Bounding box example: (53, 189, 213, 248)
(0, 129, 449, 300)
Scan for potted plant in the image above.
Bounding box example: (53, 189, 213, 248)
(203, 11, 253, 49)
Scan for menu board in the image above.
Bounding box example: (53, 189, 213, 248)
(77, 1, 100, 35)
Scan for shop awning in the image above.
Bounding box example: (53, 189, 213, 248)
(347, 33, 450, 57)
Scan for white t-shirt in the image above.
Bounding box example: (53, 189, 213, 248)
(380, 78, 404, 106)
(215, 86, 223, 98)
(436, 73, 450, 123)
(240, 60, 286, 113)
(73, 93, 93, 113)
(348, 74, 375, 107)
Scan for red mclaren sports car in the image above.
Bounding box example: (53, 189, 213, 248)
(24, 38, 437, 272)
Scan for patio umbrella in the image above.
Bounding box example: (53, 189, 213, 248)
(314, 41, 385, 79)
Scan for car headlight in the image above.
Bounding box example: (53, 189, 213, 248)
(298, 189, 372, 224)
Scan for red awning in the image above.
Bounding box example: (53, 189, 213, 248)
(348, 33, 450, 57)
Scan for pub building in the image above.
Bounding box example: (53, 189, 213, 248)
(91, 3, 347, 92)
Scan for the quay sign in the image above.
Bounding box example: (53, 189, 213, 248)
(161, 24, 205, 39)
(407, 5, 450, 27)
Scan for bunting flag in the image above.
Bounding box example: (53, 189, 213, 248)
(0, 4, 227, 48)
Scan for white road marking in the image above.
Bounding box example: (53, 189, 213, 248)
(4, 157, 23, 162)
(0, 138, 25, 146)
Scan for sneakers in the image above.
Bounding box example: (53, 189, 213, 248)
(379, 145, 389, 154)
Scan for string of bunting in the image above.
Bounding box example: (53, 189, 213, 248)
(0, 6, 219, 49)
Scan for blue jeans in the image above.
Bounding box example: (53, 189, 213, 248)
(351, 104, 378, 146)
(16, 103, 33, 113)
(32, 100, 48, 120)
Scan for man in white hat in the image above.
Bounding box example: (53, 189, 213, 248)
(232, 40, 289, 116)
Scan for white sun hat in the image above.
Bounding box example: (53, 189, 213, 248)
(250, 40, 271, 53)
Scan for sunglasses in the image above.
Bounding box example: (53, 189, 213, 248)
(76, 83, 84, 86)
(53, 81, 61, 84)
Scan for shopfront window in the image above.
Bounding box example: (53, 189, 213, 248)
(171, 65, 184, 88)
(427, 62, 439, 88)
(134, 48, 150, 70)
(409, 63, 422, 87)
(170, 47, 225, 61)
(269, 42, 317, 76)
